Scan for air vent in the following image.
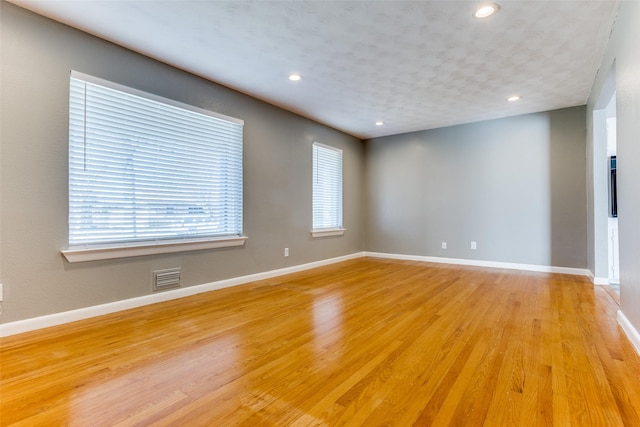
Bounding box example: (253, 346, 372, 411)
(153, 268, 181, 291)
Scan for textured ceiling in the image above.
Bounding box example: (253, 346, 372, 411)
(9, 0, 620, 139)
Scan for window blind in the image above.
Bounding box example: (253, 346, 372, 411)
(312, 142, 343, 230)
(68, 72, 243, 247)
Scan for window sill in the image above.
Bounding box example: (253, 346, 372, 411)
(310, 228, 346, 238)
(61, 236, 248, 263)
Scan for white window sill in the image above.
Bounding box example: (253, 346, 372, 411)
(310, 228, 346, 238)
(61, 236, 248, 263)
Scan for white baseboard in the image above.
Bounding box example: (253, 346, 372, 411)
(586, 270, 610, 285)
(364, 252, 591, 277)
(0, 252, 365, 338)
(593, 277, 610, 285)
(618, 310, 640, 357)
(0, 252, 597, 338)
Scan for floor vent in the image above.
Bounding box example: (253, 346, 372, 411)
(153, 268, 181, 291)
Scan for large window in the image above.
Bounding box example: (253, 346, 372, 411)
(63, 71, 245, 262)
(312, 142, 345, 237)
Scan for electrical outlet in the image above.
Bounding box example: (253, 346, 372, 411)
(471, 241, 477, 250)
(441, 242, 447, 249)
(284, 247, 289, 257)
(0, 283, 3, 301)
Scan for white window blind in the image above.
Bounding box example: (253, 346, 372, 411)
(312, 142, 343, 230)
(68, 71, 243, 247)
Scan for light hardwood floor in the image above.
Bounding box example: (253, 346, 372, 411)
(2, 258, 640, 426)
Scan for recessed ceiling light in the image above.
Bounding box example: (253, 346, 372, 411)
(288, 74, 302, 81)
(507, 95, 521, 102)
(474, 3, 500, 18)
(375, 121, 384, 126)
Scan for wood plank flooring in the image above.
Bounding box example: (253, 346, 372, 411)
(2, 258, 640, 426)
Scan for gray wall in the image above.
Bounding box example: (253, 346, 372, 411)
(0, 2, 364, 323)
(0, 1, 597, 328)
(364, 107, 587, 268)
(588, 1, 640, 334)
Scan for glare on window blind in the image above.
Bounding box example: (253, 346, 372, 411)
(68, 72, 243, 246)
(312, 142, 343, 230)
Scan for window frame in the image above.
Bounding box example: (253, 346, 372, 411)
(311, 142, 346, 238)
(62, 71, 246, 262)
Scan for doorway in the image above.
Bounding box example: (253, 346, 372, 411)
(606, 92, 619, 294)
(592, 64, 619, 298)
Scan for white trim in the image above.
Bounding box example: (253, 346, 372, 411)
(363, 252, 591, 276)
(0, 252, 365, 337)
(617, 310, 640, 357)
(593, 277, 610, 285)
(585, 269, 610, 285)
(0, 252, 596, 337)
(61, 236, 248, 263)
(310, 228, 346, 238)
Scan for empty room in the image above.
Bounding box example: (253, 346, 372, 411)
(2, 0, 640, 425)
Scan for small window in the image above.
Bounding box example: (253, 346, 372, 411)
(312, 142, 345, 237)
(64, 71, 245, 261)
